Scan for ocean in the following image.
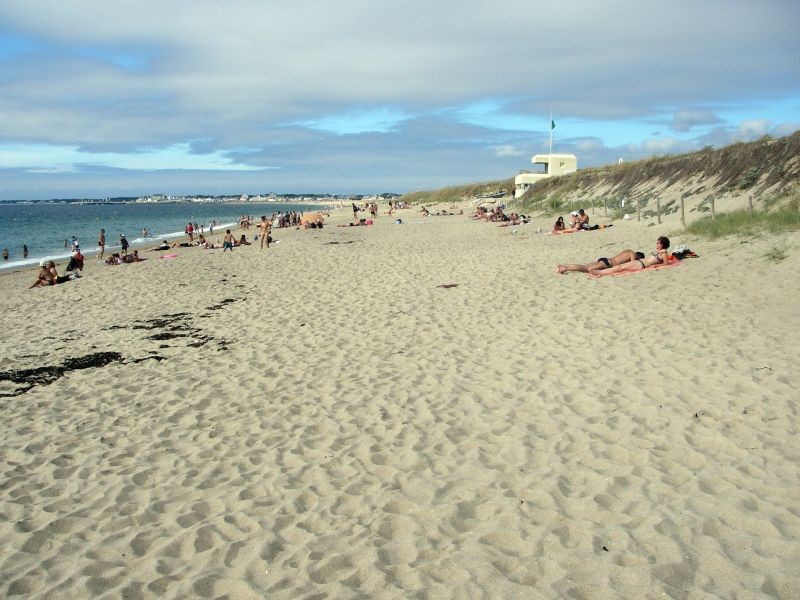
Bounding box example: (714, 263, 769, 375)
(0, 201, 323, 271)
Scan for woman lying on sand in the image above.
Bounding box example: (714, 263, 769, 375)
(588, 237, 670, 277)
(556, 249, 646, 274)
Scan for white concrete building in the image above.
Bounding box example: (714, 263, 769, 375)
(514, 154, 577, 198)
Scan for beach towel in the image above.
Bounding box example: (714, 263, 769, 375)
(157, 253, 178, 260)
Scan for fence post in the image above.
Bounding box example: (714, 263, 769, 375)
(656, 197, 661, 225)
(604, 197, 608, 218)
(637, 197, 641, 222)
(749, 195, 754, 217)
(680, 197, 686, 228)
(711, 197, 715, 219)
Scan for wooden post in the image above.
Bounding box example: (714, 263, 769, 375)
(604, 197, 608, 218)
(711, 197, 715, 219)
(656, 197, 661, 225)
(680, 197, 686, 228)
(749, 195, 754, 217)
(592, 197, 595, 214)
(637, 197, 641, 222)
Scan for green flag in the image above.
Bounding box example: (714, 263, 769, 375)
(551, 119, 556, 130)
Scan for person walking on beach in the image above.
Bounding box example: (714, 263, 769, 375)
(98, 229, 106, 258)
(258, 216, 271, 249)
(120, 234, 129, 256)
(23, 244, 28, 259)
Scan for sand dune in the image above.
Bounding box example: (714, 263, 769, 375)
(1, 208, 799, 598)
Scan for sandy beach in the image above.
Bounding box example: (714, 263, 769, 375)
(1, 206, 798, 598)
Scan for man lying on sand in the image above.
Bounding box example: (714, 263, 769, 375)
(556, 249, 646, 274)
(589, 237, 670, 277)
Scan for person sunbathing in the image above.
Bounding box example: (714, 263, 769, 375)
(556, 249, 645, 274)
(589, 237, 670, 277)
(497, 213, 529, 226)
(30, 260, 56, 287)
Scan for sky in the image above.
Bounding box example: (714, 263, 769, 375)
(1, 0, 799, 200)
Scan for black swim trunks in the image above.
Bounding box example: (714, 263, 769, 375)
(598, 257, 611, 268)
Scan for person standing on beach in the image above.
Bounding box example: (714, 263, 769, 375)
(23, 245, 28, 259)
(222, 229, 234, 252)
(98, 229, 106, 258)
(120, 234, 129, 256)
(258, 216, 271, 249)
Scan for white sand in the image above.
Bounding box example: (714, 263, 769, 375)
(1, 207, 799, 598)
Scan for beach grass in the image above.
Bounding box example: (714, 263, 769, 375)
(401, 178, 514, 205)
(685, 194, 800, 239)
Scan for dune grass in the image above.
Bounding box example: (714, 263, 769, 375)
(400, 178, 514, 205)
(685, 195, 799, 239)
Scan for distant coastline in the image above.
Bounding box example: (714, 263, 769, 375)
(2, 192, 401, 206)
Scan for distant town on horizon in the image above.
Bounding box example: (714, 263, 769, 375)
(2, 192, 403, 205)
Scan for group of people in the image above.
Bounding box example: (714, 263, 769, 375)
(471, 205, 530, 225)
(105, 250, 144, 265)
(352, 202, 379, 221)
(552, 209, 594, 232)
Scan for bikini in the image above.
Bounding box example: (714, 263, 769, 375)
(639, 251, 665, 268)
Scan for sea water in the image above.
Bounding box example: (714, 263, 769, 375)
(0, 201, 321, 270)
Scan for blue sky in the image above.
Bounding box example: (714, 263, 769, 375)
(0, 0, 798, 199)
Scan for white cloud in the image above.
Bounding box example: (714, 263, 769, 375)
(773, 122, 800, 138)
(491, 145, 526, 157)
(670, 110, 723, 132)
(0, 143, 268, 171)
(737, 119, 772, 140)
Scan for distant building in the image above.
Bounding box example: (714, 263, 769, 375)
(514, 153, 577, 198)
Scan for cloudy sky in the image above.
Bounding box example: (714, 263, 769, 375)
(1, 0, 799, 199)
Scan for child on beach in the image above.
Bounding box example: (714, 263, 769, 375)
(222, 230, 234, 252)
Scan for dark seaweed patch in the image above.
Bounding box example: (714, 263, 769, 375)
(0, 352, 125, 398)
